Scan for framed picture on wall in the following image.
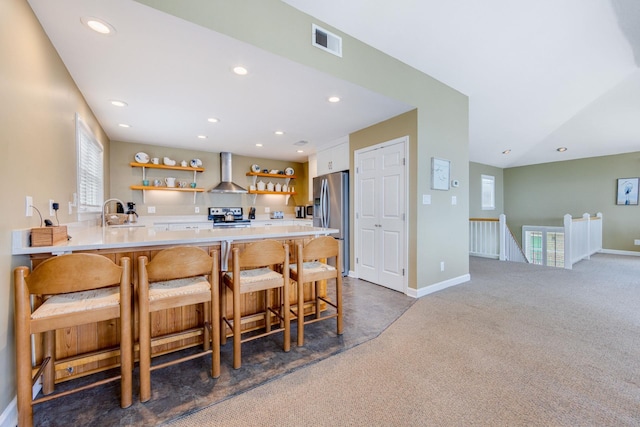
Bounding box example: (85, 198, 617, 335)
(431, 157, 450, 190)
(616, 177, 639, 205)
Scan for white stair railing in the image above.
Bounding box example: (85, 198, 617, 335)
(499, 214, 528, 263)
(563, 212, 603, 269)
(522, 212, 603, 269)
(469, 215, 527, 262)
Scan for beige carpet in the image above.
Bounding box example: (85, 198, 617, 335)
(166, 254, 640, 426)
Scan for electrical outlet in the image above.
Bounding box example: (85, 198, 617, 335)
(25, 196, 33, 217)
(440, 261, 445, 272)
(68, 201, 73, 215)
(148, 206, 156, 214)
(194, 207, 200, 214)
(264, 207, 270, 213)
(49, 199, 55, 216)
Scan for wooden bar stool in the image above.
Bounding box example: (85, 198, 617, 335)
(221, 240, 290, 369)
(14, 254, 133, 427)
(290, 236, 343, 346)
(137, 246, 220, 403)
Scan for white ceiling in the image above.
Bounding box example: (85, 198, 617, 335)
(26, 0, 413, 163)
(29, 0, 640, 168)
(283, 0, 640, 168)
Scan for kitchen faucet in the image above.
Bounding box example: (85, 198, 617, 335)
(102, 198, 125, 227)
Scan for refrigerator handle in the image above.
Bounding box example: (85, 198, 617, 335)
(321, 178, 329, 228)
(324, 179, 330, 228)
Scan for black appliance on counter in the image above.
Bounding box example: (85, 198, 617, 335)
(208, 207, 251, 228)
(295, 206, 306, 218)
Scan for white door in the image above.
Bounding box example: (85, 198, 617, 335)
(355, 138, 406, 292)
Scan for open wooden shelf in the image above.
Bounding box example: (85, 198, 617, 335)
(130, 162, 204, 172)
(247, 190, 297, 195)
(130, 186, 204, 192)
(246, 172, 297, 179)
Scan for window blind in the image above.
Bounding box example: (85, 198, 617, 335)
(76, 114, 104, 213)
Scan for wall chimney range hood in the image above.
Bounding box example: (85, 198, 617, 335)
(209, 152, 248, 193)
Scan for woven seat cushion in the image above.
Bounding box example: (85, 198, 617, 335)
(225, 267, 282, 284)
(290, 261, 335, 274)
(149, 276, 210, 301)
(32, 287, 120, 319)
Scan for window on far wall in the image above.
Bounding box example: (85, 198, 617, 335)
(76, 113, 104, 215)
(481, 174, 495, 210)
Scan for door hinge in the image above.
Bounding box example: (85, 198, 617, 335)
(402, 213, 405, 221)
(356, 257, 359, 264)
(356, 212, 359, 219)
(402, 157, 405, 166)
(402, 268, 405, 276)
(356, 166, 359, 174)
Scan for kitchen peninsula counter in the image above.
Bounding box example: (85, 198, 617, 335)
(11, 223, 338, 383)
(12, 224, 336, 255)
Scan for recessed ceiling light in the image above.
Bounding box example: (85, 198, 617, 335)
(255, 143, 263, 147)
(110, 100, 127, 107)
(81, 17, 116, 35)
(297, 150, 304, 153)
(207, 117, 219, 123)
(557, 147, 568, 152)
(118, 123, 130, 128)
(233, 66, 248, 76)
(502, 149, 511, 154)
(274, 131, 284, 135)
(328, 96, 341, 103)
(197, 135, 207, 139)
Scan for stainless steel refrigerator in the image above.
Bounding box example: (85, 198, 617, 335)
(313, 171, 349, 275)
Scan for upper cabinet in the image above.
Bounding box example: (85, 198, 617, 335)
(316, 141, 349, 176)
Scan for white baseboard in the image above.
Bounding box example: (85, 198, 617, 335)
(599, 248, 640, 257)
(408, 273, 471, 299)
(0, 397, 17, 427)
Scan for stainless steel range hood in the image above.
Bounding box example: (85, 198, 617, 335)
(209, 152, 247, 193)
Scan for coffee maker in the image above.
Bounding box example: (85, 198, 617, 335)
(295, 206, 306, 218)
(126, 202, 138, 224)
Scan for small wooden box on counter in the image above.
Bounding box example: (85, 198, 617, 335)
(31, 226, 68, 247)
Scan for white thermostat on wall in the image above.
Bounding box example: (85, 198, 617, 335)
(451, 179, 460, 188)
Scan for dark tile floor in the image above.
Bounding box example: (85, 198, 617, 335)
(32, 278, 415, 426)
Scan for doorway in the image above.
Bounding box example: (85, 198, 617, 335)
(354, 137, 408, 293)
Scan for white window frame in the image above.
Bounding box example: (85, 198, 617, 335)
(76, 113, 104, 217)
(481, 174, 495, 210)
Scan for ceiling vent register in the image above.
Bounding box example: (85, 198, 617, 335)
(312, 24, 342, 57)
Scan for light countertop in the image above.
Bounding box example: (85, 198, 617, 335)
(12, 224, 336, 256)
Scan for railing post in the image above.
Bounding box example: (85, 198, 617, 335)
(499, 214, 506, 261)
(564, 214, 572, 270)
(583, 213, 591, 260)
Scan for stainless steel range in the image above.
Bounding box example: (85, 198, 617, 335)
(208, 207, 251, 228)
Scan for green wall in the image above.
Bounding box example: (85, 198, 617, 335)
(469, 162, 504, 218)
(110, 141, 308, 217)
(504, 152, 640, 251)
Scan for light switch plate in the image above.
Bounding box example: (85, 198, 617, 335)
(422, 194, 431, 205)
(451, 196, 457, 205)
(148, 206, 156, 214)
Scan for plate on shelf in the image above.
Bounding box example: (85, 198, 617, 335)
(251, 164, 260, 173)
(285, 167, 294, 176)
(134, 152, 150, 163)
(190, 158, 203, 168)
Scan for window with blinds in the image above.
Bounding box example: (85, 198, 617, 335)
(76, 113, 104, 213)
